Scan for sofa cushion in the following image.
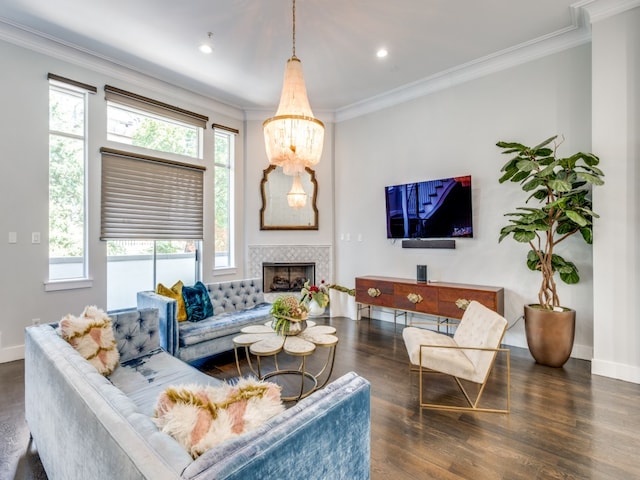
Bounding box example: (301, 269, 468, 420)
(108, 348, 223, 416)
(156, 281, 187, 321)
(154, 378, 284, 459)
(178, 303, 272, 347)
(59, 306, 119, 375)
(182, 281, 214, 322)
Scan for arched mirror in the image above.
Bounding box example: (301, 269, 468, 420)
(260, 165, 318, 230)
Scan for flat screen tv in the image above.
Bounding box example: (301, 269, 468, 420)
(385, 175, 473, 239)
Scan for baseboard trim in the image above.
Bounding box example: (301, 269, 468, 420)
(0, 344, 25, 363)
(592, 358, 640, 384)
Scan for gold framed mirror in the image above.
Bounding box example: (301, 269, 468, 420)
(260, 165, 318, 230)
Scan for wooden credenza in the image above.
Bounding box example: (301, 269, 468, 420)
(355, 275, 504, 320)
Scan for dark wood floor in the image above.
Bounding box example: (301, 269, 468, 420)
(3, 316, 640, 479)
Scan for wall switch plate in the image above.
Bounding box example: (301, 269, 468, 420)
(32, 232, 41, 244)
(8, 232, 17, 244)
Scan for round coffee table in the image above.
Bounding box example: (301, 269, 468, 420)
(233, 321, 338, 401)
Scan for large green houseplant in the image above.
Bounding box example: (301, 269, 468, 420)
(497, 135, 604, 367)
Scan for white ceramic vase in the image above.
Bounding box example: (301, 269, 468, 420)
(308, 298, 326, 317)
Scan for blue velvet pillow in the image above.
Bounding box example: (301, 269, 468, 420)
(182, 281, 214, 322)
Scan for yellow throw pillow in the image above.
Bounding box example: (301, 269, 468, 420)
(157, 280, 187, 322)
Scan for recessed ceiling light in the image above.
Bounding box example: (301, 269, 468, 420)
(376, 48, 388, 58)
(199, 32, 213, 54)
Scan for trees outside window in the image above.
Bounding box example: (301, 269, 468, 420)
(49, 84, 87, 280)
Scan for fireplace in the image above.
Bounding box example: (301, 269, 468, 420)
(263, 262, 316, 293)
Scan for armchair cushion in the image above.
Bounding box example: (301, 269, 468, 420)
(403, 300, 507, 384)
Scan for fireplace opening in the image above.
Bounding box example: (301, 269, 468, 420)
(263, 262, 315, 293)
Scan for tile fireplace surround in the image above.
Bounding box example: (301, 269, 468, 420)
(248, 245, 332, 289)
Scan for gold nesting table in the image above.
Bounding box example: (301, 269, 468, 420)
(233, 320, 338, 401)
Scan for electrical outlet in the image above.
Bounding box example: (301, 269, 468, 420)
(32, 318, 41, 326)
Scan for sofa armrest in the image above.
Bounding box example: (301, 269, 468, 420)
(137, 291, 178, 356)
(183, 371, 371, 480)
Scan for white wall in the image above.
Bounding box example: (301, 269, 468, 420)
(333, 45, 595, 358)
(591, 7, 640, 383)
(0, 35, 244, 362)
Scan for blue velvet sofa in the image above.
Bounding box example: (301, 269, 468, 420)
(137, 278, 272, 363)
(25, 308, 371, 480)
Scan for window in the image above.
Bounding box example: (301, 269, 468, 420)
(104, 86, 208, 310)
(213, 126, 237, 269)
(48, 81, 89, 281)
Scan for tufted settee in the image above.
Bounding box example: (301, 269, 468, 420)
(25, 308, 372, 480)
(137, 278, 272, 363)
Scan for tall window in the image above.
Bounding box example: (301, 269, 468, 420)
(213, 126, 236, 269)
(48, 82, 88, 281)
(104, 86, 207, 310)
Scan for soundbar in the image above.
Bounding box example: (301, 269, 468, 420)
(402, 239, 456, 249)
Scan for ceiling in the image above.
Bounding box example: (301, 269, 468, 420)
(0, 0, 588, 116)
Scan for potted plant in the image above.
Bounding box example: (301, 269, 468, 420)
(497, 135, 604, 367)
(270, 295, 309, 336)
(300, 280, 329, 316)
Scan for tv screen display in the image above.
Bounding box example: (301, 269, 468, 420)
(385, 175, 473, 239)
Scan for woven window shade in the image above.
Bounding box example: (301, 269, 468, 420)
(100, 148, 205, 240)
(104, 85, 208, 129)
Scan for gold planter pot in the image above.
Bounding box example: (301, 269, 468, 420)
(524, 304, 575, 368)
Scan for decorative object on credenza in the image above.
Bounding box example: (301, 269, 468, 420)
(270, 294, 309, 336)
(416, 265, 427, 283)
(497, 135, 604, 367)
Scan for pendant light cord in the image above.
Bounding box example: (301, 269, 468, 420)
(292, 0, 296, 58)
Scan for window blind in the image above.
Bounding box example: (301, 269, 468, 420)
(47, 73, 97, 93)
(100, 148, 205, 240)
(104, 85, 208, 129)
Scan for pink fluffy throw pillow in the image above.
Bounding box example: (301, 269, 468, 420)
(59, 305, 119, 375)
(154, 378, 284, 458)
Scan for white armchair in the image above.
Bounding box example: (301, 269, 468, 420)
(402, 300, 510, 413)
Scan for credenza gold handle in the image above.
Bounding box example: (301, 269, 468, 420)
(367, 288, 381, 298)
(455, 298, 470, 310)
(407, 293, 423, 304)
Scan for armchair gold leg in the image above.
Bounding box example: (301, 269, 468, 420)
(414, 349, 510, 414)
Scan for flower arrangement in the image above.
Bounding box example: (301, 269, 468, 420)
(300, 280, 329, 308)
(270, 294, 308, 335)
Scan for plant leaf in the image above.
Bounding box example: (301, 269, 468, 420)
(513, 230, 536, 242)
(532, 136, 557, 151)
(565, 210, 588, 226)
(548, 179, 572, 192)
(576, 172, 605, 186)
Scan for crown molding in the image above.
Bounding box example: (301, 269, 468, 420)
(334, 3, 594, 123)
(0, 18, 245, 121)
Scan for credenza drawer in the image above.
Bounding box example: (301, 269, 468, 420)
(438, 287, 502, 317)
(394, 283, 437, 313)
(355, 277, 394, 307)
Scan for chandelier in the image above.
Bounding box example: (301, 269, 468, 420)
(263, 0, 324, 177)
